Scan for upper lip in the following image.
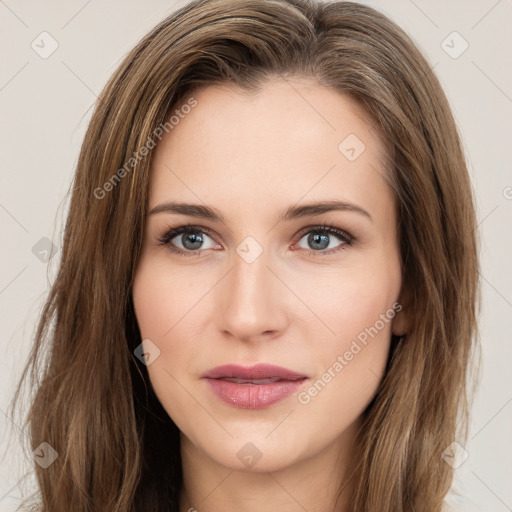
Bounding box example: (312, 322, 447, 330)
(201, 364, 307, 381)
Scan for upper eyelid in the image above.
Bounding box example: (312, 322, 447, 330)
(296, 224, 351, 238)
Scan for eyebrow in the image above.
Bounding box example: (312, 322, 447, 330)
(149, 199, 372, 223)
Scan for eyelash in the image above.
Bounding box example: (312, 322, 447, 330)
(156, 223, 354, 258)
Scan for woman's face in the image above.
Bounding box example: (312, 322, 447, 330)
(132, 77, 407, 473)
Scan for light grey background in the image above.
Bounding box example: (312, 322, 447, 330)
(1, 0, 511, 510)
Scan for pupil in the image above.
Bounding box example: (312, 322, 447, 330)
(309, 232, 329, 250)
(182, 232, 203, 250)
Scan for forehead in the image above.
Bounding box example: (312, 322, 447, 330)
(148, 78, 392, 221)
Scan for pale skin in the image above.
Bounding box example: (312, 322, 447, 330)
(132, 76, 409, 512)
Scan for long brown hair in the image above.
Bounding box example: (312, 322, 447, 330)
(9, 0, 480, 510)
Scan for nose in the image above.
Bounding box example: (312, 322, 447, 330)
(216, 245, 289, 343)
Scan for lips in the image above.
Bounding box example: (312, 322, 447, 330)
(202, 364, 308, 409)
(202, 363, 307, 381)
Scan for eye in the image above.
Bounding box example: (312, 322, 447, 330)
(293, 225, 353, 256)
(157, 224, 221, 257)
(157, 223, 354, 258)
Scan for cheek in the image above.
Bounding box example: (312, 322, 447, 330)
(132, 266, 168, 340)
(292, 260, 400, 390)
(132, 256, 209, 339)
(295, 262, 399, 341)
(132, 260, 197, 431)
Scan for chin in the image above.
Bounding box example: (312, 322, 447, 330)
(197, 433, 306, 473)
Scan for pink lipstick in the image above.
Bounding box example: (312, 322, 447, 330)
(202, 363, 308, 409)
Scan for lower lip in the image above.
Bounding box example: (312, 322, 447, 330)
(204, 378, 307, 409)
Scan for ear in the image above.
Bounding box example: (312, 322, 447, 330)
(392, 287, 411, 336)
